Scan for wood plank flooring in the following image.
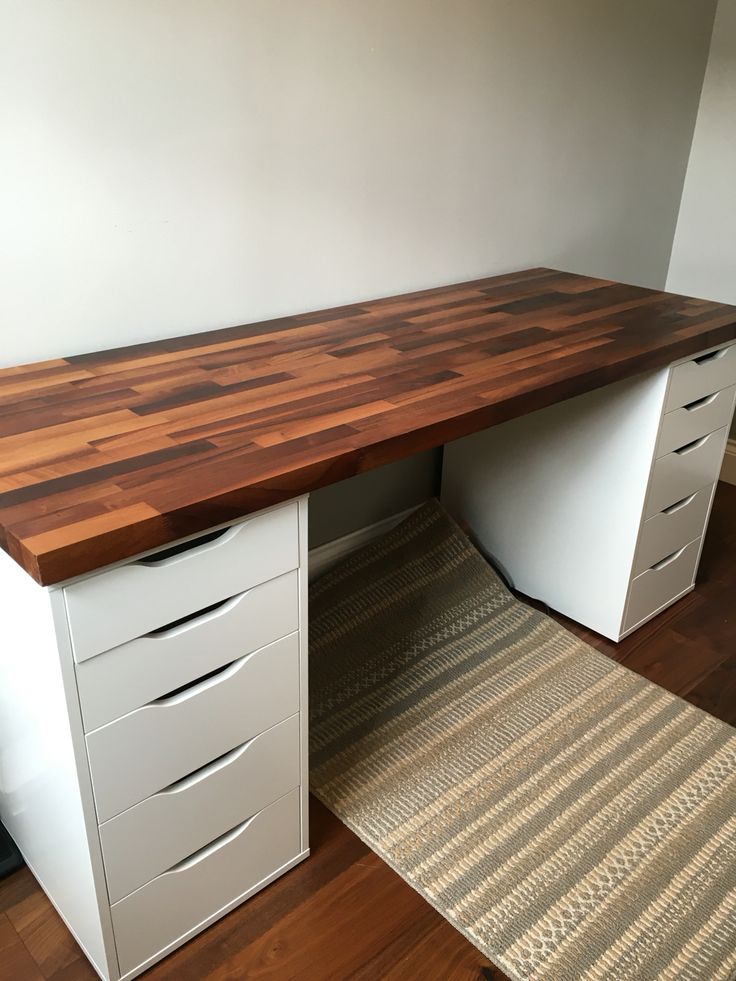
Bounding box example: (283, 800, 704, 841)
(1, 480, 734, 981)
(1, 267, 735, 585)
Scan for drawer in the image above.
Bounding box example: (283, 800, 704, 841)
(624, 537, 701, 632)
(76, 570, 298, 732)
(665, 343, 736, 411)
(633, 485, 713, 577)
(657, 385, 736, 457)
(87, 631, 300, 823)
(111, 788, 301, 977)
(100, 714, 300, 903)
(65, 501, 300, 662)
(644, 426, 728, 519)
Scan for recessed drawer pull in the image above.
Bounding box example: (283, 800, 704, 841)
(86, 632, 299, 822)
(99, 716, 300, 905)
(137, 525, 241, 569)
(633, 485, 712, 577)
(64, 500, 299, 662)
(110, 790, 301, 976)
(154, 652, 252, 707)
(147, 590, 248, 640)
(662, 493, 696, 515)
(656, 386, 736, 458)
(166, 815, 256, 875)
(694, 348, 729, 365)
(160, 739, 253, 796)
(683, 393, 718, 411)
(665, 345, 736, 411)
(674, 435, 708, 455)
(651, 545, 687, 571)
(625, 537, 701, 631)
(76, 571, 299, 732)
(646, 426, 728, 517)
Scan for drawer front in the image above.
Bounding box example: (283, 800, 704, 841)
(76, 570, 299, 732)
(657, 385, 736, 457)
(87, 632, 300, 823)
(665, 343, 736, 411)
(645, 426, 728, 519)
(624, 538, 701, 632)
(100, 714, 300, 903)
(66, 501, 300, 662)
(633, 485, 713, 577)
(112, 788, 301, 977)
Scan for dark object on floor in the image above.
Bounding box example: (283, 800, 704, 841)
(480, 968, 498, 979)
(0, 821, 23, 879)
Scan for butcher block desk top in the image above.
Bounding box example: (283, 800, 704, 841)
(2, 266, 736, 586)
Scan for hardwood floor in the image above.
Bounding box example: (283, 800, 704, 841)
(2, 481, 734, 981)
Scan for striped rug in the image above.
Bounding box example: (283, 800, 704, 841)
(309, 500, 736, 981)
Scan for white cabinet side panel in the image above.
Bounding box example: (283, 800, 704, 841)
(442, 370, 669, 640)
(0, 551, 117, 979)
(298, 495, 310, 853)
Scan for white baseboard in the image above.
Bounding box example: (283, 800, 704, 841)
(308, 506, 418, 580)
(721, 439, 736, 486)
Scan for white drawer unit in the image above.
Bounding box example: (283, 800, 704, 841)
(443, 344, 736, 642)
(65, 501, 300, 662)
(0, 494, 309, 981)
(87, 632, 300, 823)
(632, 485, 714, 577)
(665, 342, 736, 411)
(624, 538, 702, 632)
(656, 385, 736, 457)
(76, 570, 299, 732)
(111, 789, 302, 978)
(645, 427, 729, 518)
(100, 714, 301, 903)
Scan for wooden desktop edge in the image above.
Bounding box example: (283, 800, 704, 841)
(1, 268, 735, 587)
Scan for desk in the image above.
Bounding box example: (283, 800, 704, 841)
(1, 268, 735, 979)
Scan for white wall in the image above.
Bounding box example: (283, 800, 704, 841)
(0, 0, 716, 367)
(667, 0, 736, 437)
(309, 451, 440, 548)
(667, 0, 736, 305)
(0, 0, 718, 536)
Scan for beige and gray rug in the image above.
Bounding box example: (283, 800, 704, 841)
(309, 500, 736, 981)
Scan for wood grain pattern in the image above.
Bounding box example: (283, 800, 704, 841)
(2, 481, 734, 981)
(1, 267, 735, 585)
